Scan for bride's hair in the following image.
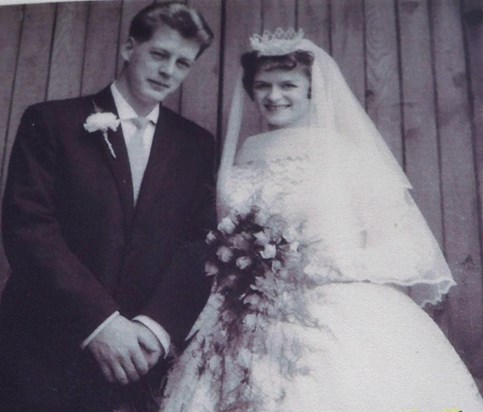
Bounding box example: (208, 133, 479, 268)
(240, 50, 314, 99)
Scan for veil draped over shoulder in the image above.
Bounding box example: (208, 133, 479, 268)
(216, 36, 455, 307)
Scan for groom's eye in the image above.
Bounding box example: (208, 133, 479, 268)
(177, 59, 192, 69)
(151, 51, 168, 60)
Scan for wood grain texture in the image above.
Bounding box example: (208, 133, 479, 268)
(47, 1, 89, 100)
(297, 0, 330, 52)
(364, 0, 402, 162)
(0, 4, 23, 292)
(463, 2, 483, 378)
(0, 1, 482, 389)
(433, 0, 483, 375)
(81, 0, 122, 96)
(1, 3, 56, 190)
(262, 0, 296, 31)
(397, 0, 443, 244)
(181, 0, 221, 134)
(330, 0, 365, 104)
(222, 0, 263, 141)
(0, 5, 23, 177)
(116, 0, 154, 75)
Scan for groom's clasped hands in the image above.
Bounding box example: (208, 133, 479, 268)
(87, 315, 164, 385)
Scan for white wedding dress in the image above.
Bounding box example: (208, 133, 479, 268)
(160, 129, 483, 412)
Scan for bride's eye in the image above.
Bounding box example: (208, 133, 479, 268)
(281, 82, 297, 90)
(254, 82, 270, 90)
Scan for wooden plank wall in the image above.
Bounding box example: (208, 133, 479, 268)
(0, 0, 482, 387)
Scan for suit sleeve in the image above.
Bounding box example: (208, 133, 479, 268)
(2, 105, 119, 341)
(140, 132, 216, 351)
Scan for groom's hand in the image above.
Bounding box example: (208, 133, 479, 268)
(87, 315, 150, 385)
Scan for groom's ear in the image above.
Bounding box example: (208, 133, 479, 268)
(120, 37, 136, 63)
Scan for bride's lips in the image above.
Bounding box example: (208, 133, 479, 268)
(265, 104, 290, 112)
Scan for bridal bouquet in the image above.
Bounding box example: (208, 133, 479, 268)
(205, 207, 303, 312)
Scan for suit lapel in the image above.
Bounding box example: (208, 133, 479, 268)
(133, 107, 185, 221)
(91, 87, 135, 226)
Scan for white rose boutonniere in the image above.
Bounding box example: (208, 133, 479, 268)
(84, 103, 120, 158)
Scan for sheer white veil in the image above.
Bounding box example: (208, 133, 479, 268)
(217, 32, 455, 306)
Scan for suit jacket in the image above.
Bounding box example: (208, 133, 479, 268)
(0, 86, 215, 410)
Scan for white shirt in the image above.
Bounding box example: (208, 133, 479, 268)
(111, 82, 158, 203)
(81, 83, 170, 355)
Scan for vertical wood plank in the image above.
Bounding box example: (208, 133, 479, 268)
(81, 0, 122, 96)
(364, 0, 402, 162)
(47, 1, 89, 100)
(1, 3, 56, 189)
(0, 4, 23, 293)
(155, 0, 182, 112)
(222, 0, 263, 141)
(331, 0, 365, 104)
(435, 0, 483, 376)
(397, 0, 443, 244)
(262, 0, 296, 31)
(181, 0, 221, 134)
(0, 5, 23, 174)
(463, 3, 483, 378)
(297, 0, 330, 52)
(117, 0, 154, 75)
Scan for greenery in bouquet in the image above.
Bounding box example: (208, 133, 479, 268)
(204, 207, 303, 313)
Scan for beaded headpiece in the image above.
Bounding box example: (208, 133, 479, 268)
(249, 28, 305, 56)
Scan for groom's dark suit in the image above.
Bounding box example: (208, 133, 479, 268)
(0, 86, 215, 410)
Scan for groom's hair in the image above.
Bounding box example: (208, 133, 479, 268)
(241, 50, 314, 99)
(129, 2, 214, 58)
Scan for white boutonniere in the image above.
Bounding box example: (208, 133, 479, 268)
(83, 102, 120, 158)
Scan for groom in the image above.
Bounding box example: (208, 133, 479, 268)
(0, 2, 215, 411)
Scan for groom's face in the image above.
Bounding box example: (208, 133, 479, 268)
(121, 24, 200, 107)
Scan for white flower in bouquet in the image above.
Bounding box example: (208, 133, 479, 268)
(231, 232, 250, 250)
(217, 246, 234, 262)
(254, 208, 270, 226)
(283, 226, 299, 243)
(254, 230, 270, 246)
(217, 217, 236, 234)
(236, 256, 253, 270)
(243, 293, 261, 307)
(206, 230, 217, 244)
(243, 313, 258, 329)
(266, 214, 286, 241)
(271, 259, 283, 272)
(205, 261, 219, 276)
(238, 347, 252, 368)
(289, 241, 300, 252)
(260, 243, 277, 259)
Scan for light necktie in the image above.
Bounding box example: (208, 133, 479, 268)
(128, 117, 151, 204)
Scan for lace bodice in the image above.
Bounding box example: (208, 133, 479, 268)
(225, 157, 308, 226)
(218, 128, 455, 306)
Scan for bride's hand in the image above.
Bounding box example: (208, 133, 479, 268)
(133, 322, 165, 369)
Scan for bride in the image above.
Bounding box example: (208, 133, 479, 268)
(160, 30, 483, 411)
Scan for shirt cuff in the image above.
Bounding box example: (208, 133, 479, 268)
(133, 315, 171, 357)
(81, 311, 120, 350)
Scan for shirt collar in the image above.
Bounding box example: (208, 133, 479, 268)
(110, 82, 159, 125)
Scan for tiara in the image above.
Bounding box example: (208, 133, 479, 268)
(249, 28, 304, 56)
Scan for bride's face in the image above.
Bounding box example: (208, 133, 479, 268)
(253, 66, 311, 130)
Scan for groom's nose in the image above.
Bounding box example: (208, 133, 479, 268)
(159, 59, 175, 78)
